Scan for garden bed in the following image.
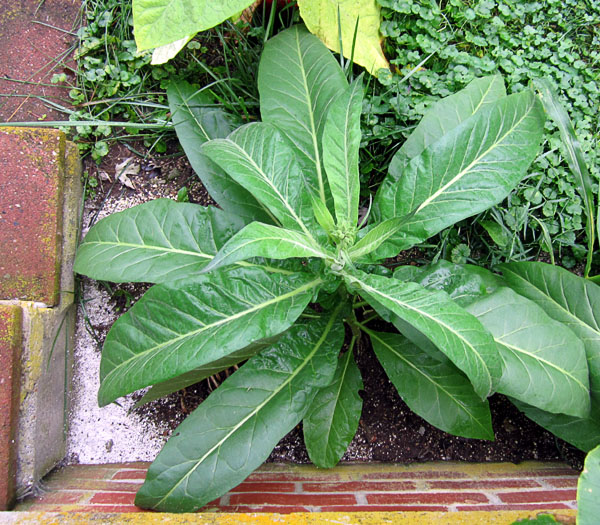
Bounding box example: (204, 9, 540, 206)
(67, 143, 585, 470)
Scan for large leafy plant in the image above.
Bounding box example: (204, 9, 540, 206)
(74, 25, 592, 512)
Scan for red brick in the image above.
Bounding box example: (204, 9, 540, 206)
(228, 493, 357, 506)
(44, 480, 142, 492)
(543, 478, 579, 488)
(246, 473, 340, 482)
(33, 491, 88, 505)
(0, 128, 65, 304)
(321, 505, 449, 512)
(216, 506, 313, 513)
(429, 479, 542, 490)
(0, 305, 21, 510)
(367, 492, 489, 505)
(112, 470, 148, 481)
(363, 471, 469, 480)
(485, 469, 577, 478)
(230, 482, 296, 493)
(303, 481, 417, 492)
(457, 503, 571, 511)
(499, 490, 577, 504)
(90, 492, 137, 505)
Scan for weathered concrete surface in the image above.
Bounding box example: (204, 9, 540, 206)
(13, 139, 82, 494)
(0, 128, 66, 305)
(0, 305, 22, 510)
(0, 0, 80, 122)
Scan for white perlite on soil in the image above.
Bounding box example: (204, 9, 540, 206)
(68, 281, 169, 463)
(67, 156, 182, 464)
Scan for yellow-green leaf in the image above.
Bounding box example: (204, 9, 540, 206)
(297, 0, 389, 76)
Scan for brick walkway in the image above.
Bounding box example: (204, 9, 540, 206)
(15, 462, 578, 514)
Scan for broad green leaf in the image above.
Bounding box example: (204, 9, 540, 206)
(98, 267, 323, 406)
(258, 26, 348, 205)
(466, 288, 590, 417)
(349, 218, 405, 260)
(135, 311, 344, 512)
(501, 262, 600, 402)
(387, 75, 506, 179)
(512, 398, 600, 453)
(303, 350, 363, 468)
(322, 76, 363, 229)
(373, 90, 545, 257)
(202, 222, 333, 273)
(345, 271, 500, 399)
(369, 330, 493, 440)
(74, 199, 245, 283)
(168, 81, 271, 223)
(297, 0, 389, 75)
(201, 122, 315, 237)
(391, 262, 503, 361)
(579, 444, 600, 524)
(133, 0, 254, 51)
(393, 261, 504, 308)
(535, 78, 596, 278)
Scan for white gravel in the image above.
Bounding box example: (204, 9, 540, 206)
(66, 160, 179, 464)
(67, 282, 169, 463)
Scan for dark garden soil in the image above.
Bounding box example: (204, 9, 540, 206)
(83, 143, 586, 472)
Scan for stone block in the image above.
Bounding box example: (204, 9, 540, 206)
(0, 128, 66, 305)
(0, 304, 22, 510)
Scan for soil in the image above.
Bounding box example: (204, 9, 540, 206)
(72, 141, 586, 471)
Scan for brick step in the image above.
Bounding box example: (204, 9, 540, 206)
(15, 461, 579, 514)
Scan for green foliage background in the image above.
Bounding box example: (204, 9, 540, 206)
(363, 0, 600, 266)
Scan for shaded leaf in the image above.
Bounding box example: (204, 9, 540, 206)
(135, 311, 345, 512)
(393, 261, 504, 308)
(297, 0, 389, 75)
(369, 330, 493, 440)
(512, 398, 600, 453)
(466, 288, 590, 417)
(345, 271, 500, 399)
(303, 350, 363, 468)
(501, 262, 600, 402)
(98, 267, 323, 405)
(74, 199, 245, 283)
(258, 25, 348, 205)
(136, 343, 276, 406)
(167, 81, 269, 222)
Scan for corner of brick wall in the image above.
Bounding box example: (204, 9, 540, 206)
(0, 126, 82, 500)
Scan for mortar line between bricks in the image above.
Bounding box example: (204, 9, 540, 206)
(485, 492, 504, 505)
(219, 493, 230, 506)
(355, 493, 368, 505)
(294, 482, 302, 493)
